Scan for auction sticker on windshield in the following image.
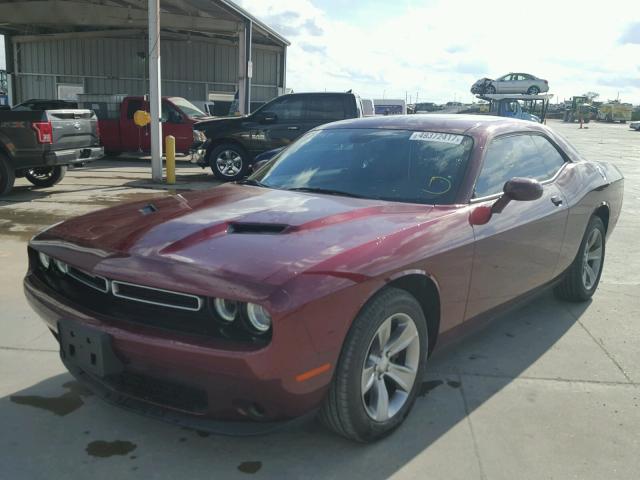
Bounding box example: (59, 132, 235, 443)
(409, 131, 464, 144)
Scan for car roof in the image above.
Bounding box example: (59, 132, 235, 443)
(319, 114, 540, 136)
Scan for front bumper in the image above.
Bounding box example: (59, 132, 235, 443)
(23, 273, 332, 431)
(44, 146, 104, 165)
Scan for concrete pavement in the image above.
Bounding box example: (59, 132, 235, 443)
(0, 120, 638, 479)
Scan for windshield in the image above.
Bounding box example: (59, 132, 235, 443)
(251, 128, 474, 205)
(170, 97, 206, 118)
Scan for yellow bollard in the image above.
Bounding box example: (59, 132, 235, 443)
(165, 135, 176, 185)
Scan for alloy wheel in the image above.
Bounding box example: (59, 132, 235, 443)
(361, 313, 420, 422)
(582, 228, 603, 290)
(216, 150, 243, 177)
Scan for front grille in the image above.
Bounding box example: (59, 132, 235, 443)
(67, 266, 109, 293)
(29, 248, 269, 344)
(112, 280, 202, 311)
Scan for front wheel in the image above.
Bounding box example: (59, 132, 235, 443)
(25, 166, 67, 188)
(527, 86, 540, 95)
(485, 85, 496, 94)
(320, 287, 428, 442)
(209, 143, 249, 181)
(554, 215, 606, 302)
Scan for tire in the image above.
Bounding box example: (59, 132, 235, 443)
(0, 153, 16, 196)
(485, 85, 496, 94)
(554, 216, 606, 302)
(320, 287, 428, 442)
(527, 86, 540, 95)
(209, 143, 249, 182)
(25, 166, 67, 188)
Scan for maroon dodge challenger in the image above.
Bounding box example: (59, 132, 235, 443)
(25, 115, 623, 442)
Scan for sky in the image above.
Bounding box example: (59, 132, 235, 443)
(238, 0, 640, 104)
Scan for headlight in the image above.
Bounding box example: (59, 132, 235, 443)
(38, 252, 51, 269)
(54, 259, 68, 274)
(245, 303, 272, 334)
(193, 129, 206, 142)
(214, 298, 238, 323)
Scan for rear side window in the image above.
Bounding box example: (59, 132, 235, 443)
(530, 135, 566, 177)
(474, 134, 564, 198)
(305, 96, 347, 121)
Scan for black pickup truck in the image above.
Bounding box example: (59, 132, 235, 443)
(0, 109, 103, 195)
(195, 92, 364, 181)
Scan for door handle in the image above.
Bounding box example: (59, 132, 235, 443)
(287, 126, 299, 130)
(551, 195, 563, 206)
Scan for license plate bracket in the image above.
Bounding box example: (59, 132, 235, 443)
(58, 320, 123, 378)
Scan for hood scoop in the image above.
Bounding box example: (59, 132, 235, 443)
(227, 222, 289, 235)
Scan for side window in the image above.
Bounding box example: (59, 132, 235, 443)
(263, 96, 305, 121)
(475, 134, 555, 198)
(531, 135, 566, 178)
(126, 100, 144, 119)
(305, 96, 347, 121)
(161, 102, 180, 123)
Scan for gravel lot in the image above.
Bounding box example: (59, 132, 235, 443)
(1, 120, 639, 479)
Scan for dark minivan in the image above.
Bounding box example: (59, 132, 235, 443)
(195, 92, 363, 181)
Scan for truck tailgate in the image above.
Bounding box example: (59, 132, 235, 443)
(48, 110, 99, 150)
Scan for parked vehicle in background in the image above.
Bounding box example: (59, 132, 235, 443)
(471, 73, 549, 95)
(629, 120, 640, 131)
(195, 91, 364, 181)
(373, 99, 406, 115)
(12, 99, 78, 111)
(481, 94, 551, 123)
(0, 108, 103, 195)
(77, 94, 210, 158)
(597, 101, 633, 123)
(191, 101, 217, 117)
(414, 102, 442, 113)
(361, 98, 375, 116)
(563, 96, 592, 123)
(25, 115, 622, 442)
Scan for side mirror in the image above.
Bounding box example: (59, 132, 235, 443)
(470, 177, 543, 225)
(492, 177, 543, 214)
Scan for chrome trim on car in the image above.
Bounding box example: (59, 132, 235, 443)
(66, 266, 110, 293)
(111, 280, 203, 312)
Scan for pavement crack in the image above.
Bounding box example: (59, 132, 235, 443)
(456, 373, 487, 480)
(0, 345, 58, 353)
(564, 306, 635, 383)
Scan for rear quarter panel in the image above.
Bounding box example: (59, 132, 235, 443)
(554, 161, 624, 275)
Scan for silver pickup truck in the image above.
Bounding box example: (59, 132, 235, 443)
(0, 108, 104, 195)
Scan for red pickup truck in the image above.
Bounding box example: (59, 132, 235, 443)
(78, 95, 210, 157)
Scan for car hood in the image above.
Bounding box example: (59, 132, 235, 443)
(32, 185, 456, 298)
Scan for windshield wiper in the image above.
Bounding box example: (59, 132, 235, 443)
(286, 187, 366, 199)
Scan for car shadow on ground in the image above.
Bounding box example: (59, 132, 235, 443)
(0, 290, 589, 478)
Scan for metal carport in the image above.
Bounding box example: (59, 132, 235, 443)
(0, 0, 289, 180)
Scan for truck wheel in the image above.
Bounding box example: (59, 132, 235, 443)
(209, 143, 249, 181)
(0, 153, 16, 195)
(25, 166, 67, 188)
